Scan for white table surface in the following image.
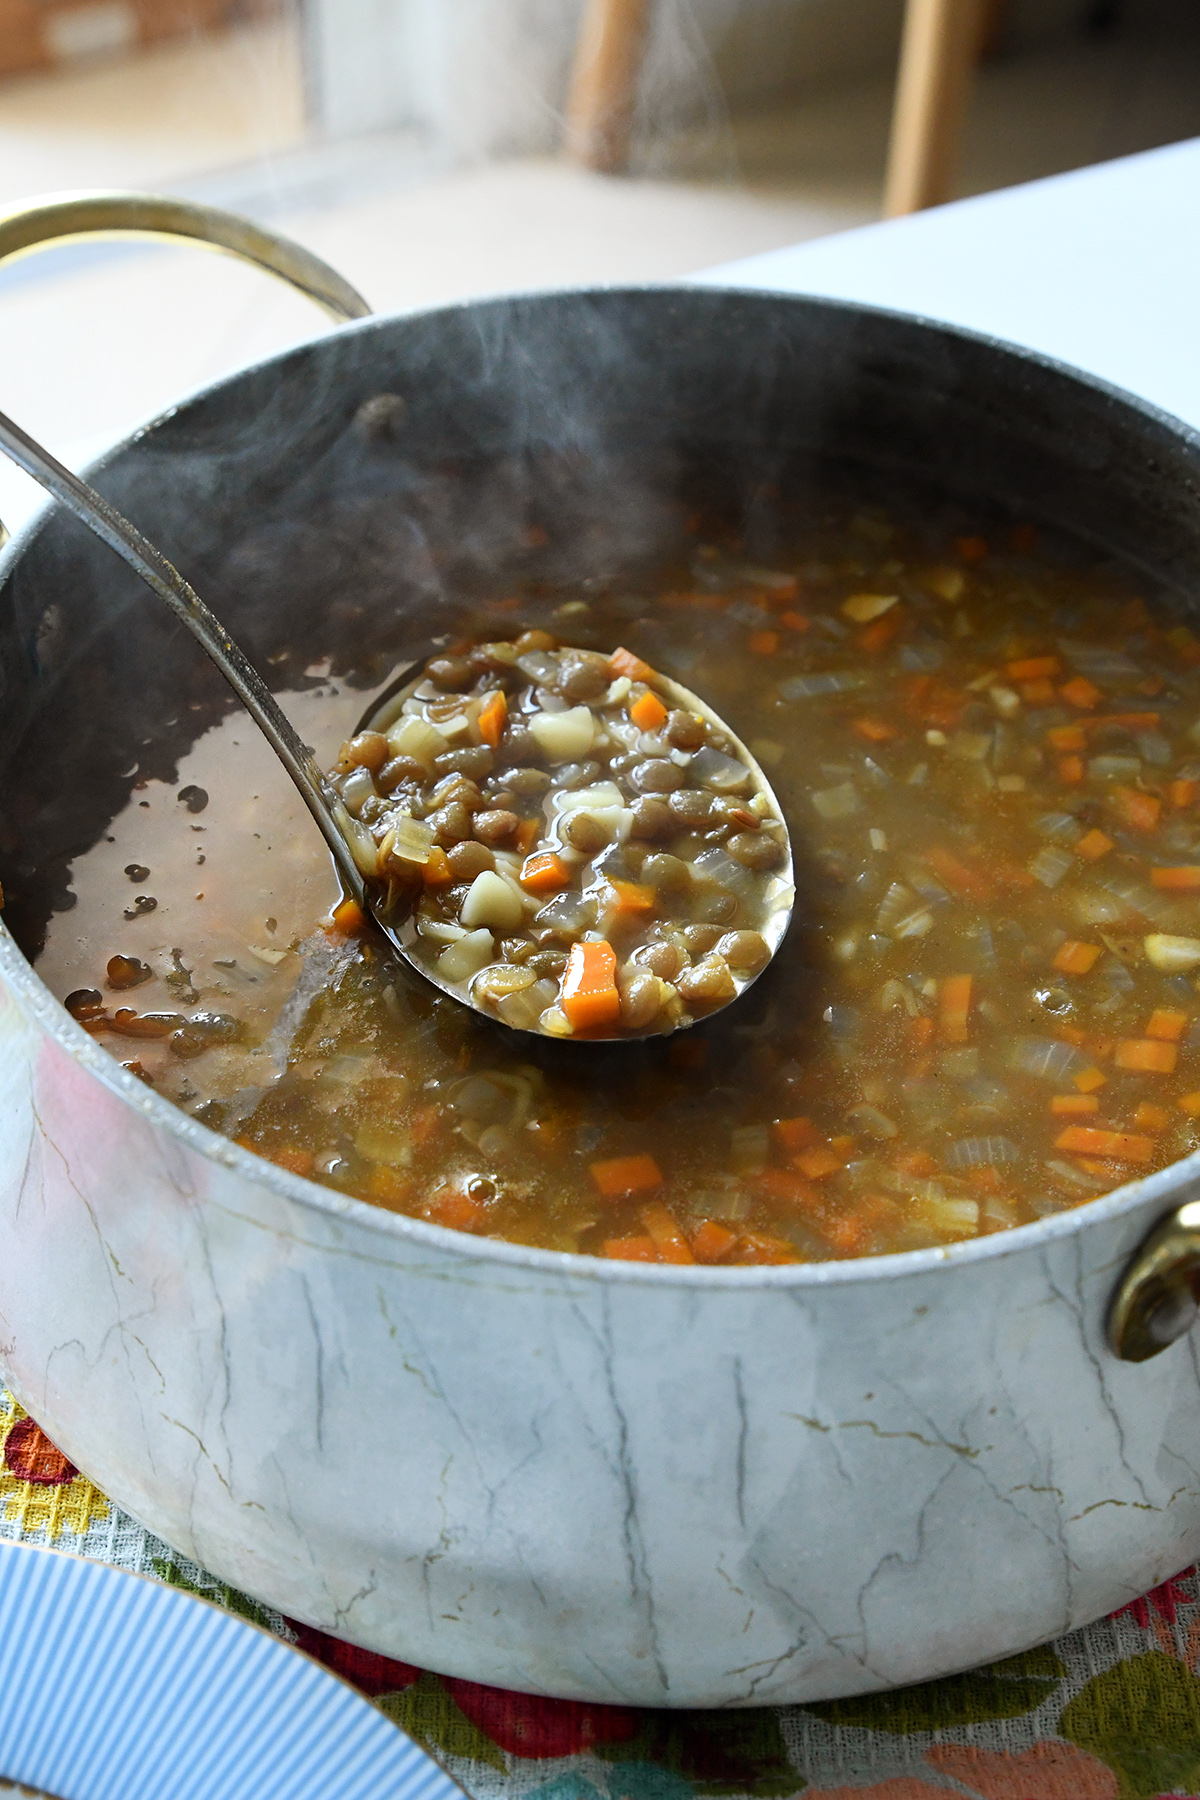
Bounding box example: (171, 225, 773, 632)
(698, 134, 1200, 432)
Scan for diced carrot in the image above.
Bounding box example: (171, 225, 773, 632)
(1086, 712, 1161, 732)
(1047, 724, 1087, 752)
(1179, 1092, 1200, 1117)
(859, 614, 903, 654)
(893, 1149, 939, 1178)
(793, 1146, 845, 1180)
(1021, 679, 1057, 705)
(1007, 655, 1060, 680)
(477, 688, 508, 749)
(562, 940, 621, 1032)
(1058, 755, 1085, 784)
(1074, 1066, 1107, 1094)
(629, 689, 669, 731)
(366, 1165, 413, 1204)
(1055, 1023, 1088, 1047)
(691, 1220, 739, 1263)
(604, 878, 656, 916)
(732, 1232, 799, 1265)
(424, 1187, 485, 1232)
(603, 1236, 658, 1262)
(763, 576, 800, 605)
(853, 716, 899, 743)
(520, 851, 570, 895)
(1170, 779, 1199, 809)
(909, 1015, 935, 1051)
(939, 973, 973, 1043)
(1146, 1008, 1188, 1042)
(423, 847, 454, 887)
(1152, 867, 1200, 890)
(1053, 941, 1102, 976)
(1060, 676, 1102, 710)
(1114, 1038, 1178, 1074)
(609, 646, 656, 683)
(270, 1146, 314, 1177)
(772, 1116, 818, 1153)
(779, 610, 809, 632)
(1133, 1102, 1171, 1131)
(590, 1152, 663, 1198)
(956, 535, 988, 562)
(1053, 1126, 1155, 1163)
(641, 1202, 695, 1264)
(515, 818, 540, 854)
(820, 1211, 873, 1256)
(754, 1167, 819, 1209)
(327, 897, 365, 935)
(1051, 1094, 1100, 1115)
(1111, 787, 1162, 833)
(924, 847, 995, 903)
(1075, 829, 1114, 861)
(749, 629, 780, 656)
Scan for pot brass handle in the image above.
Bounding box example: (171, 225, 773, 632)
(1110, 1199, 1200, 1360)
(0, 189, 371, 322)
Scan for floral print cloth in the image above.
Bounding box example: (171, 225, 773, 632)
(2, 1387, 1198, 1800)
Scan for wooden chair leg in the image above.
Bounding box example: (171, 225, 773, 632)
(564, 0, 652, 174)
(883, 0, 986, 217)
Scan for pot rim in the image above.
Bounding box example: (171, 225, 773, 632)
(5, 280, 1200, 1291)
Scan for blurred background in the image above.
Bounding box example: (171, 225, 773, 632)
(0, 0, 1198, 511)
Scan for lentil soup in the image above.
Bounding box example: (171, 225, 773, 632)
(39, 497, 1200, 1265)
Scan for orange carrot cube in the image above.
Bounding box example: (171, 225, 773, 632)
(1145, 1008, 1188, 1042)
(520, 851, 570, 894)
(1170, 779, 1199, 809)
(749, 630, 780, 656)
(1114, 1038, 1178, 1074)
(1053, 941, 1102, 976)
(1051, 1094, 1100, 1115)
(939, 973, 973, 1042)
(1053, 1126, 1155, 1162)
(590, 1153, 664, 1198)
(1007, 655, 1060, 680)
(477, 688, 508, 749)
(1047, 724, 1087, 752)
(793, 1146, 845, 1180)
(772, 1116, 818, 1154)
(628, 689, 669, 731)
(609, 646, 656, 683)
(562, 940, 622, 1032)
(602, 1236, 658, 1262)
(1075, 829, 1113, 861)
(1060, 676, 1102, 709)
(1133, 1103, 1171, 1131)
(328, 898, 366, 934)
(691, 1220, 739, 1263)
(641, 1202, 695, 1264)
(1073, 1067, 1107, 1094)
(1151, 867, 1200, 890)
(1111, 787, 1162, 833)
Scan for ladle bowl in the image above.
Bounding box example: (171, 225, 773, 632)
(0, 407, 793, 1041)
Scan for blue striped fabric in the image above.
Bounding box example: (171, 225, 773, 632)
(0, 1541, 468, 1800)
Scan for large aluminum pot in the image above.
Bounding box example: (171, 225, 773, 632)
(2, 196, 1200, 1709)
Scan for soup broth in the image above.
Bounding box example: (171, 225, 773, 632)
(40, 497, 1200, 1265)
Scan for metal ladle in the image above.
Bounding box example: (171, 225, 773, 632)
(0, 406, 794, 1038)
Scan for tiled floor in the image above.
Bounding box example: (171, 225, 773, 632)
(0, 6, 1198, 534)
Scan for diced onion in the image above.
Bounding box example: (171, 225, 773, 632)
(690, 746, 752, 793)
(812, 780, 860, 819)
(778, 672, 866, 700)
(946, 1136, 1019, 1169)
(842, 592, 899, 623)
(1028, 846, 1074, 888)
(1009, 1037, 1087, 1082)
(1088, 755, 1141, 781)
(949, 732, 992, 761)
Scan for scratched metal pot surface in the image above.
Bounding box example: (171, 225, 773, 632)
(2, 288, 1200, 1707)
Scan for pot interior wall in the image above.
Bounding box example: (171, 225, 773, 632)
(2, 288, 1199, 958)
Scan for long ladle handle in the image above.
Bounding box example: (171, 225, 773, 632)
(0, 406, 366, 904)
